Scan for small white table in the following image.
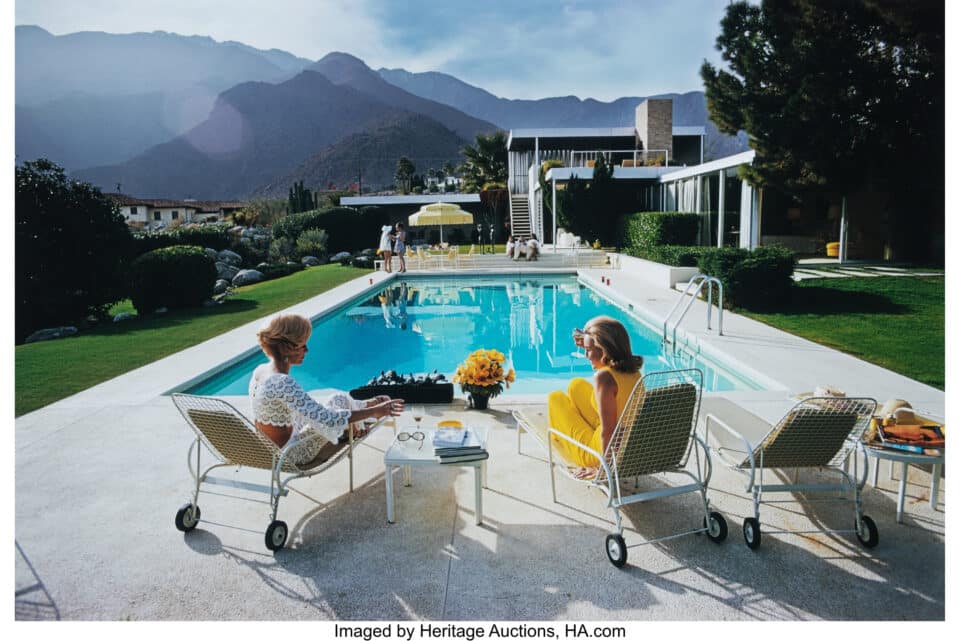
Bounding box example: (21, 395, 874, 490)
(864, 445, 944, 523)
(384, 426, 488, 525)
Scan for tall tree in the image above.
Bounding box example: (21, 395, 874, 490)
(395, 156, 416, 194)
(459, 131, 508, 193)
(700, 0, 943, 258)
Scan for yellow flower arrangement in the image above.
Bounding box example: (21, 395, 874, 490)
(452, 348, 516, 399)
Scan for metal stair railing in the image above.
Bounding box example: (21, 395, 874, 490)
(662, 274, 723, 348)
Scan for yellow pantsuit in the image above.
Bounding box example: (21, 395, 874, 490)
(547, 368, 642, 467)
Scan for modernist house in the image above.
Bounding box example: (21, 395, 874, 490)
(107, 194, 246, 230)
(508, 98, 902, 261)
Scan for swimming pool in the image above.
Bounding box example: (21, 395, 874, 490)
(187, 274, 762, 396)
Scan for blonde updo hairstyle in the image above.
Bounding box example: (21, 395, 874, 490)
(584, 315, 643, 373)
(257, 314, 312, 363)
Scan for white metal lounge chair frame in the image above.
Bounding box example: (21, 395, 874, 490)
(171, 393, 390, 551)
(513, 369, 727, 567)
(704, 396, 879, 550)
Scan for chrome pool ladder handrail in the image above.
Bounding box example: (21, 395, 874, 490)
(662, 274, 723, 347)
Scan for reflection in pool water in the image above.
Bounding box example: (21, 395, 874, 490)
(187, 275, 760, 396)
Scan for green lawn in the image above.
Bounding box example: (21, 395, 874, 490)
(15, 264, 367, 416)
(742, 276, 944, 389)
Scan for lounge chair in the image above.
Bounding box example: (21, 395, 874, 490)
(704, 395, 879, 549)
(513, 369, 727, 567)
(442, 246, 459, 270)
(459, 244, 477, 268)
(416, 248, 438, 270)
(170, 393, 390, 551)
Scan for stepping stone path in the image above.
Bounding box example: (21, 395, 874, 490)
(791, 265, 944, 281)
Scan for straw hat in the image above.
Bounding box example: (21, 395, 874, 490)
(879, 398, 914, 423)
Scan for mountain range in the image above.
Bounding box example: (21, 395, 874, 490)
(17, 26, 749, 199)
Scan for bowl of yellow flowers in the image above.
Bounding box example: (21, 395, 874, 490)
(452, 349, 516, 409)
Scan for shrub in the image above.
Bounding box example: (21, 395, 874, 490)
(259, 262, 305, 281)
(626, 244, 710, 267)
(15, 159, 134, 341)
(272, 206, 384, 253)
(269, 237, 296, 263)
(621, 212, 700, 252)
(133, 223, 233, 256)
(697, 246, 796, 310)
(295, 228, 328, 259)
(128, 245, 217, 314)
(233, 241, 268, 268)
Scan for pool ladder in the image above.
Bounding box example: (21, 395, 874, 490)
(662, 274, 723, 349)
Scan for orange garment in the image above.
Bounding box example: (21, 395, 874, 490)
(881, 424, 945, 447)
(547, 367, 642, 467)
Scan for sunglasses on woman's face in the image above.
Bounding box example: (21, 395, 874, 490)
(397, 431, 425, 450)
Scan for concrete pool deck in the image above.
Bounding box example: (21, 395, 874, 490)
(14, 264, 945, 620)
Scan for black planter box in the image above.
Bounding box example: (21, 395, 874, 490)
(350, 383, 454, 404)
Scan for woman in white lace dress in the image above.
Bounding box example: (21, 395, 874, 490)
(249, 314, 404, 465)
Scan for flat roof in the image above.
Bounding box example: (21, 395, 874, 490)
(508, 126, 706, 151)
(658, 150, 756, 181)
(340, 194, 481, 206)
(544, 166, 676, 183)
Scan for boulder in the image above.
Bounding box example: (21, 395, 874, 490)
(301, 255, 321, 266)
(352, 256, 372, 267)
(256, 262, 271, 270)
(331, 251, 352, 262)
(24, 326, 78, 343)
(204, 248, 218, 260)
(216, 261, 240, 281)
(361, 248, 376, 257)
(232, 269, 264, 286)
(113, 312, 137, 323)
(212, 279, 230, 295)
(217, 249, 242, 266)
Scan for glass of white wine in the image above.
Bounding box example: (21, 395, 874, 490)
(410, 405, 425, 431)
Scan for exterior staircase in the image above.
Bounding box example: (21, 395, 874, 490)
(509, 195, 531, 238)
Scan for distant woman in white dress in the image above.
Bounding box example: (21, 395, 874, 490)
(378, 224, 395, 272)
(249, 314, 404, 464)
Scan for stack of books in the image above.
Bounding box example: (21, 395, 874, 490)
(432, 427, 488, 464)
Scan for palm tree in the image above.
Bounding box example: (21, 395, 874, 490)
(458, 131, 508, 193)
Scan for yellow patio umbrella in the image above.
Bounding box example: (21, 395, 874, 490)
(408, 202, 474, 244)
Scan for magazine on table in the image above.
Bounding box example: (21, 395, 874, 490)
(433, 426, 487, 458)
(438, 450, 490, 464)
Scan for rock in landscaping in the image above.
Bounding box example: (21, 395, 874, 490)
(217, 249, 242, 266)
(331, 251, 352, 262)
(361, 248, 376, 257)
(113, 312, 137, 323)
(212, 279, 230, 295)
(232, 269, 264, 286)
(256, 262, 271, 270)
(216, 261, 239, 281)
(352, 256, 372, 267)
(24, 326, 78, 343)
(301, 255, 320, 266)
(204, 248, 219, 260)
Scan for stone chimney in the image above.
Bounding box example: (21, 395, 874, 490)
(635, 99, 673, 163)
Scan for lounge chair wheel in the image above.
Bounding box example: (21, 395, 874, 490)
(855, 515, 879, 548)
(703, 511, 728, 543)
(605, 534, 627, 568)
(743, 517, 761, 550)
(265, 520, 288, 551)
(175, 503, 200, 532)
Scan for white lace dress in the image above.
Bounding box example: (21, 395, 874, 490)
(248, 364, 363, 465)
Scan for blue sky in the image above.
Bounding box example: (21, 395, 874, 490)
(14, 0, 732, 101)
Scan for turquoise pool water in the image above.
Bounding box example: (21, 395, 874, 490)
(187, 274, 761, 396)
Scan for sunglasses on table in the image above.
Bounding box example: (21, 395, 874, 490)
(397, 431, 425, 450)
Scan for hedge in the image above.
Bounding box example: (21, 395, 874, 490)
(625, 244, 710, 267)
(259, 262, 306, 281)
(621, 212, 700, 252)
(128, 245, 217, 314)
(132, 224, 233, 256)
(697, 246, 796, 310)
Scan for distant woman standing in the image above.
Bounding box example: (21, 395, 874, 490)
(378, 224, 395, 272)
(394, 222, 407, 273)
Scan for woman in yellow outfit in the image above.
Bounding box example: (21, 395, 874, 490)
(548, 316, 643, 478)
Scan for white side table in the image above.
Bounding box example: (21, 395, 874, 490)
(864, 446, 944, 523)
(384, 427, 488, 525)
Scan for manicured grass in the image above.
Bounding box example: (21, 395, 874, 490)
(741, 276, 944, 389)
(15, 265, 367, 416)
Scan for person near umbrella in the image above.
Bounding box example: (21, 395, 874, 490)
(394, 222, 407, 273)
(378, 224, 395, 272)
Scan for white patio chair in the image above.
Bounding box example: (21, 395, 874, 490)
(171, 393, 390, 551)
(513, 369, 727, 567)
(704, 395, 879, 549)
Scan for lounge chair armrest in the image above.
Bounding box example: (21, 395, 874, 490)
(692, 434, 714, 487)
(705, 412, 756, 491)
(547, 427, 616, 497)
